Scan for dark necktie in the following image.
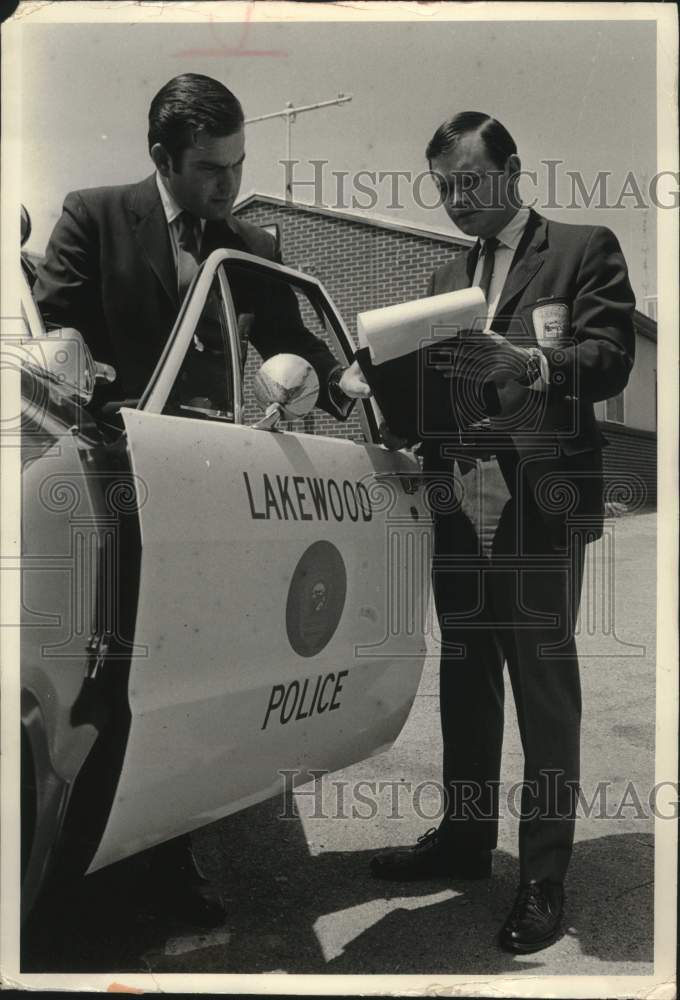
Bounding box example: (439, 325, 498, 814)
(474, 237, 520, 499)
(477, 236, 499, 302)
(464, 236, 516, 500)
(176, 211, 224, 355)
(176, 211, 201, 300)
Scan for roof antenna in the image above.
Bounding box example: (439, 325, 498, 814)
(246, 93, 353, 198)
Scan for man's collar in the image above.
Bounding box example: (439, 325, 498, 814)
(155, 172, 206, 232)
(485, 205, 531, 251)
(155, 172, 184, 225)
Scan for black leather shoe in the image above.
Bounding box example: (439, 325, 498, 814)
(141, 837, 227, 928)
(370, 828, 492, 881)
(498, 879, 564, 954)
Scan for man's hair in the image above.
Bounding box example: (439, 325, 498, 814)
(425, 111, 517, 169)
(148, 74, 244, 167)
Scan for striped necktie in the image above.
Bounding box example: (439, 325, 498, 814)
(176, 211, 202, 300)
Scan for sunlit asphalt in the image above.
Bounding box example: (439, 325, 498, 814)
(21, 512, 658, 979)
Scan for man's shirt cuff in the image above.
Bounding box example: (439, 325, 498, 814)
(327, 365, 354, 418)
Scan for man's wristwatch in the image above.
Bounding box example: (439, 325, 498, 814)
(518, 347, 544, 386)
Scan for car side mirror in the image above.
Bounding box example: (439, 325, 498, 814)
(252, 354, 319, 431)
(21, 327, 116, 405)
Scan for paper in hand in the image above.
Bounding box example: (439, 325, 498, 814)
(357, 286, 486, 365)
(354, 287, 499, 445)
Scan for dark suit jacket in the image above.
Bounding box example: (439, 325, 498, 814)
(34, 174, 342, 408)
(427, 209, 636, 535)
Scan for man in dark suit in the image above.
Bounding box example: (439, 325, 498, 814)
(33, 73, 368, 927)
(34, 73, 368, 412)
(370, 112, 635, 953)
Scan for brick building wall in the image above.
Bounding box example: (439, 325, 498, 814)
(234, 196, 657, 508)
(235, 196, 468, 339)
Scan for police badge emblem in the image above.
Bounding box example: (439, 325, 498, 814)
(531, 298, 570, 347)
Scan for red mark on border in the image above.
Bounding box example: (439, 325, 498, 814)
(173, 3, 288, 58)
(106, 985, 145, 994)
(174, 48, 288, 57)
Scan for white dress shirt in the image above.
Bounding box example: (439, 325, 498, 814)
(473, 205, 549, 388)
(155, 172, 205, 266)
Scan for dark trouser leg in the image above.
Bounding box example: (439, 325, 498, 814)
(490, 497, 586, 884)
(134, 833, 226, 925)
(434, 504, 505, 850)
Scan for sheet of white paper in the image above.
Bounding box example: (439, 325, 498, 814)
(356, 287, 486, 365)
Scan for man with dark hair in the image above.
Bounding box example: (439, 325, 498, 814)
(426, 110, 517, 172)
(147, 73, 246, 169)
(34, 72, 367, 407)
(33, 73, 368, 928)
(370, 112, 635, 954)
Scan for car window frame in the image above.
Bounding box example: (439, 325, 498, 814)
(138, 249, 380, 444)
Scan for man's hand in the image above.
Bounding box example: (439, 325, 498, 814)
(435, 332, 533, 387)
(378, 421, 408, 451)
(338, 359, 372, 398)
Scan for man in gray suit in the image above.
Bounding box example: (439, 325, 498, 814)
(371, 112, 635, 954)
(34, 73, 368, 410)
(34, 73, 369, 927)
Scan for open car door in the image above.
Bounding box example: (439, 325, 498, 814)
(89, 251, 432, 871)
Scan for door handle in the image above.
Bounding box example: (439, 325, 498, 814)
(373, 471, 423, 495)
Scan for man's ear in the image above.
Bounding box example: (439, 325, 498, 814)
(506, 153, 522, 204)
(150, 143, 173, 177)
(506, 153, 521, 180)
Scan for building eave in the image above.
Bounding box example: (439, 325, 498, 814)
(233, 190, 474, 248)
(633, 310, 657, 343)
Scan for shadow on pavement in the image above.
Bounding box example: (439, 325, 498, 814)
(21, 796, 653, 975)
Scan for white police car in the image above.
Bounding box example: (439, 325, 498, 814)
(18, 229, 433, 918)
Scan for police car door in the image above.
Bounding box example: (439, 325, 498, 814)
(89, 250, 432, 872)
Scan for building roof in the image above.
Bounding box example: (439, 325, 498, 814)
(234, 191, 474, 248)
(633, 309, 657, 343)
